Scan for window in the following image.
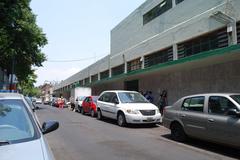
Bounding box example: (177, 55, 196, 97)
(237, 21, 240, 44)
(100, 70, 109, 80)
(127, 58, 142, 72)
(208, 96, 237, 115)
(91, 74, 98, 82)
(110, 94, 119, 104)
(112, 64, 124, 76)
(118, 92, 148, 103)
(143, 0, 172, 25)
(178, 27, 228, 59)
(99, 92, 115, 103)
(182, 96, 204, 112)
(176, 0, 184, 5)
(144, 47, 173, 68)
(230, 95, 240, 106)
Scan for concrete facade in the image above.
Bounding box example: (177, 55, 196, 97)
(54, 0, 240, 105)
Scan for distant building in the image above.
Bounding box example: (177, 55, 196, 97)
(40, 83, 53, 103)
(54, 0, 240, 104)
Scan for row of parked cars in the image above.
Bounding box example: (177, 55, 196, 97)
(72, 91, 240, 148)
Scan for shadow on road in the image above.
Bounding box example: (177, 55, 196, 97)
(161, 134, 240, 159)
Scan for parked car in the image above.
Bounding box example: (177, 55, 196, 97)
(51, 97, 58, 107)
(0, 93, 59, 159)
(162, 93, 240, 148)
(75, 96, 86, 112)
(97, 90, 161, 127)
(81, 96, 99, 117)
(25, 96, 39, 111)
(35, 98, 42, 104)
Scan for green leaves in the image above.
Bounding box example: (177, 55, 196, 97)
(0, 0, 47, 83)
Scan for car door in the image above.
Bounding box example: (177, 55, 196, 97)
(206, 96, 240, 146)
(82, 97, 89, 112)
(107, 93, 119, 119)
(98, 92, 112, 118)
(179, 96, 207, 138)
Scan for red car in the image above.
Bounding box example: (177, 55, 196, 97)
(81, 96, 99, 117)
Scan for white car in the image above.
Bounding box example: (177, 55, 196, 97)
(35, 98, 42, 104)
(0, 93, 59, 160)
(97, 90, 161, 126)
(75, 96, 86, 112)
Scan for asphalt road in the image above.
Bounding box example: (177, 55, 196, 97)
(36, 105, 239, 160)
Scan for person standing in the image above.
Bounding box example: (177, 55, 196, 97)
(157, 90, 168, 115)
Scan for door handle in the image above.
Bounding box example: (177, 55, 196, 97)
(208, 119, 214, 123)
(180, 114, 186, 117)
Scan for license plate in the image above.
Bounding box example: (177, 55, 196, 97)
(147, 117, 153, 121)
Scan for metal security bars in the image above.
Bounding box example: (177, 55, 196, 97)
(143, 0, 172, 25)
(127, 58, 142, 72)
(176, 0, 184, 5)
(112, 64, 124, 76)
(237, 21, 240, 44)
(178, 27, 228, 59)
(100, 70, 109, 80)
(144, 47, 173, 68)
(84, 77, 90, 85)
(91, 74, 98, 83)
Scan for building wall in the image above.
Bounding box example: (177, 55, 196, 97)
(138, 60, 240, 105)
(110, 0, 240, 65)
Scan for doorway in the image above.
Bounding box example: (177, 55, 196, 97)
(124, 80, 139, 92)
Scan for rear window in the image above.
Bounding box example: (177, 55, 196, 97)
(0, 99, 39, 144)
(182, 96, 204, 112)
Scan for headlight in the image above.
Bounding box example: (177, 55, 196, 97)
(156, 109, 160, 114)
(126, 109, 139, 114)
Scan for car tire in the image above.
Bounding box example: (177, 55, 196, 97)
(117, 113, 126, 127)
(81, 108, 85, 115)
(97, 109, 102, 120)
(171, 123, 186, 142)
(90, 109, 95, 117)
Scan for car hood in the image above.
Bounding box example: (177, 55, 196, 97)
(119, 103, 158, 110)
(0, 139, 45, 160)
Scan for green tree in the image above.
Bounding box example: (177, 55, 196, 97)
(0, 0, 47, 83)
(19, 71, 41, 97)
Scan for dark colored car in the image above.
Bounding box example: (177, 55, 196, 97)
(81, 96, 98, 117)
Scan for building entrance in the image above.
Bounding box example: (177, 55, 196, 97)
(124, 80, 139, 92)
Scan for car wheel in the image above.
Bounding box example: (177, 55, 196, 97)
(171, 123, 186, 142)
(97, 109, 102, 120)
(117, 113, 126, 127)
(81, 108, 85, 115)
(90, 109, 95, 117)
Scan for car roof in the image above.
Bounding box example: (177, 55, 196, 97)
(102, 90, 138, 93)
(0, 93, 24, 100)
(182, 93, 240, 99)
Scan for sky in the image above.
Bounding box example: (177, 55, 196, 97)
(30, 0, 146, 86)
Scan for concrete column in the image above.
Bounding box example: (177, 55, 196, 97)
(227, 22, 237, 45)
(173, 43, 178, 60)
(124, 61, 127, 73)
(98, 73, 100, 80)
(141, 56, 145, 69)
(172, 0, 176, 8)
(89, 75, 92, 83)
(109, 69, 112, 78)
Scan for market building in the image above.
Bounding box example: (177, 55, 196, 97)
(54, 0, 240, 105)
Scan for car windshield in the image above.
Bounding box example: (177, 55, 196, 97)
(230, 95, 240, 105)
(118, 92, 149, 103)
(79, 96, 85, 101)
(0, 99, 35, 143)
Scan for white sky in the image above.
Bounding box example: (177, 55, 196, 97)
(30, 0, 146, 86)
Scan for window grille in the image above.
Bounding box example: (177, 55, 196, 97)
(84, 77, 90, 85)
(144, 47, 173, 68)
(127, 58, 142, 72)
(178, 27, 228, 59)
(112, 64, 124, 76)
(100, 70, 109, 80)
(91, 74, 98, 82)
(237, 21, 240, 44)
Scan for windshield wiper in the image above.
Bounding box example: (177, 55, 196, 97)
(0, 140, 10, 146)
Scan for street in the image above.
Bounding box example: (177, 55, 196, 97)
(36, 105, 240, 160)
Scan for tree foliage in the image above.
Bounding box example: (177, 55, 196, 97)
(19, 71, 41, 97)
(0, 0, 47, 83)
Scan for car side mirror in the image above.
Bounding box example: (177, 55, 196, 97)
(42, 121, 59, 135)
(227, 109, 240, 117)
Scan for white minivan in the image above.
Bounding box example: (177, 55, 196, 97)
(97, 90, 161, 126)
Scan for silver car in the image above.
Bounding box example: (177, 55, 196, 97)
(163, 93, 240, 148)
(0, 93, 59, 160)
